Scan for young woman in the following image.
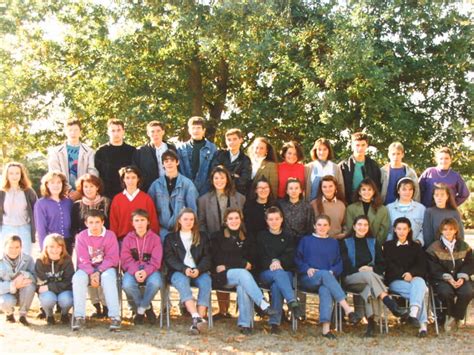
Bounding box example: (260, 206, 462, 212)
(0, 162, 37, 256)
(383, 218, 428, 337)
(310, 175, 346, 239)
(34, 171, 74, 254)
(0, 235, 36, 325)
(110, 166, 159, 241)
(277, 141, 305, 199)
(295, 215, 361, 339)
(35, 233, 74, 325)
(340, 215, 407, 337)
(386, 177, 425, 245)
(423, 183, 464, 248)
(345, 178, 390, 244)
(257, 206, 303, 334)
(304, 138, 345, 202)
(419, 147, 469, 207)
(121, 209, 163, 325)
(164, 208, 212, 335)
(247, 137, 279, 199)
(211, 208, 277, 335)
(427, 218, 473, 332)
(278, 178, 314, 245)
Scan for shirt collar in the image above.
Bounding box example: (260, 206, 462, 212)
(322, 196, 337, 203)
(396, 240, 409, 246)
(123, 189, 140, 201)
(88, 227, 106, 237)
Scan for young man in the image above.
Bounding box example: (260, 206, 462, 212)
(380, 142, 420, 205)
(47, 119, 98, 200)
(132, 121, 178, 192)
(148, 150, 198, 240)
(210, 128, 252, 195)
(95, 119, 136, 199)
(177, 117, 217, 196)
(339, 132, 381, 204)
(72, 209, 121, 331)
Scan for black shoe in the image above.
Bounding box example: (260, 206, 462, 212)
(19, 316, 30, 326)
(61, 314, 70, 325)
(145, 308, 157, 324)
(270, 324, 281, 334)
(134, 313, 145, 325)
(417, 330, 427, 338)
(91, 303, 102, 318)
(383, 297, 408, 318)
(348, 312, 362, 325)
(364, 318, 376, 338)
(47, 316, 56, 325)
(55, 305, 62, 314)
(239, 326, 252, 335)
(101, 306, 109, 319)
(6, 314, 15, 323)
(213, 312, 232, 321)
(407, 316, 420, 328)
(37, 307, 46, 319)
(262, 307, 278, 317)
(322, 331, 337, 340)
(288, 301, 304, 320)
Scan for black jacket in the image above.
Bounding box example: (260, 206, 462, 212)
(35, 256, 74, 294)
(256, 229, 294, 272)
(382, 240, 427, 285)
(339, 155, 381, 204)
(132, 142, 178, 192)
(164, 231, 212, 281)
(210, 150, 252, 195)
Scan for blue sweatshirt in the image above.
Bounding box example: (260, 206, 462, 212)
(294, 234, 343, 276)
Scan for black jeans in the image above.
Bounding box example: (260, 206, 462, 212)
(434, 280, 473, 320)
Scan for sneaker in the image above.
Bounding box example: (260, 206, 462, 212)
(322, 331, 337, 340)
(91, 303, 102, 318)
(47, 316, 56, 325)
(444, 316, 456, 333)
(145, 308, 157, 324)
(61, 314, 70, 325)
(261, 306, 279, 317)
(72, 317, 85, 331)
(212, 312, 232, 321)
(193, 317, 208, 333)
(288, 301, 304, 320)
(417, 330, 428, 338)
(364, 318, 376, 338)
(6, 314, 15, 323)
(19, 316, 30, 326)
(134, 313, 145, 325)
(348, 312, 362, 325)
(239, 326, 252, 335)
(109, 318, 121, 331)
(407, 316, 420, 328)
(270, 324, 281, 334)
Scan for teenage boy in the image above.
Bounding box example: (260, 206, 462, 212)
(72, 209, 121, 331)
(380, 142, 420, 205)
(210, 128, 252, 195)
(177, 117, 217, 196)
(148, 150, 198, 240)
(132, 121, 178, 192)
(339, 132, 381, 204)
(95, 119, 136, 199)
(48, 119, 98, 200)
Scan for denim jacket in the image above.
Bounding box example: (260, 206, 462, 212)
(0, 253, 36, 295)
(148, 173, 199, 239)
(386, 200, 426, 246)
(177, 139, 217, 196)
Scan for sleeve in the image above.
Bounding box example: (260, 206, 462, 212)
(26, 256, 36, 283)
(197, 196, 208, 232)
(146, 195, 160, 234)
(422, 209, 434, 247)
(94, 149, 104, 178)
(256, 232, 272, 270)
(373, 240, 385, 275)
(75, 234, 95, 275)
(109, 197, 120, 237)
(294, 239, 310, 274)
(186, 183, 199, 214)
(418, 170, 428, 206)
(98, 234, 119, 272)
(330, 242, 343, 276)
(409, 245, 427, 279)
(410, 169, 421, 202)
(426, 247, 447, 281)
(335, 164, 345, 202)
(344, 205, 355, 237)
(120, 237, 138, 275)
(48, 259, 74, 294)
(235, 156, 252, 194)
(339, 240, 358, 276)
(0, 267, 14, 295)
(144, 236, 163, 276)
(196, 237, 212, 274)
(279, 238, 295, 270)
(376, 207, 390, 244)
(87, 148, 99, 176)
(306, 204, 315, 235)
(33, 200, 47, 245)
(458, 245, 474, 276)
(35, 259, 47, 286)
(382, 243, 404, 280)
(268, 163, 279, 199)
(47, 148, 61, 173)
(243, 232, 257, 268)
(164, 235, 187, 274)
(457, 214, 465, 241)
(455, 175, 470, 206)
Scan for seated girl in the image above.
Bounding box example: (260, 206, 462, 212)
(36, 233, 74, 325)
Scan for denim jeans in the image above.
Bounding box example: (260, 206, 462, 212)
(39, 290, 73, 316)
(72, 268, 120, 319)
(389, 277, 428, 323)
(259, 269, 296, 325)
(0, 224, 32, 256)
(224, 268, 264, 328)
(122, 271, 163, 311)
(170, 271, 212, 308)
(299, 270, 346, 323)
(0, 284, 36, 316)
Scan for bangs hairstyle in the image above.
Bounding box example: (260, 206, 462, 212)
(353, 178, 382, 211)
(131, 208, 150, 221)
(347, 215, 373, 238)
(248, 137, 277, 162)
(285, 177, 303, 200)
(40, 171, 68, 199)
(315, 214, 332, 225)
(310, 138, 334, 161)
(1, 162, 32, 191)
(225, 128, 243, 139)
(351, 132, 369, 143)
(395, 177, 416, 200)
(174, 208, 202, 246)
(66, 118, 82, 130)
(280, 141, 304, 162)
(393, 217, 413, 243)
(251, 177, 275, 203)
(210, 165, 235, 196)
(223, 207, 246, 241)
(147, 120, 165, 130)
(40, 233, 70, 265)
(438, 217, 460, 239)
(435, 146, 452, 158)
(264, 205, 284, 220)
(4, 235, 22, 247)
(388, 141, 404, 153)
(161, 149, 179, 163)
(314, 175, 346, 214)
(187, 116, 206, 129)
(76, 174, 104, 196)
(107, 118, 124, 128)
(119, 166, 142, 189)
(85, 209, 105, 222)
(432, 183, 458, 211)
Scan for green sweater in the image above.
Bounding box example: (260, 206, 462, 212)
(345, 202, 390, 244)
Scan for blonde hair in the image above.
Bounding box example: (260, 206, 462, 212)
(40, 233, 70, 265)
(388, 142, 404, 153)
(174, 208, 202, 246)
(40, 171, 68, 198)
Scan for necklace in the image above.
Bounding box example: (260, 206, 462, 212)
(436, 168, 451, 178)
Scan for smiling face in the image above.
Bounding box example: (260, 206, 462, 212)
(163, 157, 179, 175)
(83, 181, 99, 199)
(212, 172, 227, 192)
(46, 240, 63, 261)
(314, 218, 331, 237)
(266, 212, 283, 231)
(436, 152, 452, 170)
(394, 222, 410, 243)
(253, 141, 268, 158)
(256, 181, 271, 200)
(5, 240, 21, 259)
(178, 212, 195, 232)
(7, 166, 22, 187)
(353, 218, 369, 238)
(225, 211, 242, 231)
(359, 184, 375, 202)
(123, 172, 139, 190)
(284, 147, 299, 164)
(321, 180, 337, 200)
(47, 176, 63, 198)
(316, 145, 329, 161)
(441, 224, 457, 242)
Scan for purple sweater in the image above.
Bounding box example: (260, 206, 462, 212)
(419, 167, 469, 207)
(75, 228, 119, 274)
(120, 230, 163, 276)
(34, 197, 73, 248)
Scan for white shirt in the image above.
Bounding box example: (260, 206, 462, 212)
(123, 189, 140, 202)
(229, 151, 240, 163)
(180, 231, 196, 268)
(154, 142, 168, 177)
(251, 156, 265, 178)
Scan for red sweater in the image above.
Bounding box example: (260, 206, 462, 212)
(277, 162, 305, 198)
(109, 191, 159, 239)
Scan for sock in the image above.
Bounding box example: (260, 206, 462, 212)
(191, 312, 200, 318)
(137, 307, 145, 315)
(409, 305, 419, 318)
(342, 305, 354, 315)
(322, 322, 330, 334)
(420, 322, 427, 331)
(260, 299, 270, 310)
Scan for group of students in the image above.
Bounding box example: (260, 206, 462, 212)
(0, 116, 472, 339)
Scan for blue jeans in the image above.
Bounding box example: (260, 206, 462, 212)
(72, 269, 120, 319)
(299, 270, 346, 323)
(170, 271, 211, 308)
(224, 268, 264, 328)
(0, 284, 36, 316)
(122, 271, 163, 311)
(259, 269, 296, 325)
(0, 224, 32, 256)
(39, 290, 73, 316)
(389, 277, 428, 323)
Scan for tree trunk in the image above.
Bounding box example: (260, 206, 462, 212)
(206, 57, 229, 142)
(188, 55, 204, 117)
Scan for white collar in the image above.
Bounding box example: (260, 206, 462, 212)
(396, 240, 409, 246)
(312, 233, 329, 239)
(88, 227, 106, 237)
(322, 196, 337, 203)
(441, 236, 456, 252)
(123, 189, 140, 201)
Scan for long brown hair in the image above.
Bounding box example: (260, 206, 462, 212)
(40, 233, 70, 265)
(353, 178, 382, 211)
(174, 208, 202, 246)
(314, 175, 346, 214)
(432, 183, 458, 211)
(310, 138, 335, 161)
(222, 208, 246, 241)
(1, 162, 32, 191)
(40, 171, 68, 198)
(248, 137, 277, 162)
(209, 165, 235, 196)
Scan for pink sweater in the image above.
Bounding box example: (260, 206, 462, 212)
(75, 229, 119, 274)
(120, 230, 163, 276)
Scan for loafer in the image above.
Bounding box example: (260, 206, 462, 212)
(239, 326, 252, 335)
(6, 314, 15, 323)
(322, 331, 337, 340)
(348, 312, 362, 325)
(407, 316, 420, 328)
(145, 308, 157, 324)
(19, 316, 30, 326)
(417, 330, 427, 338)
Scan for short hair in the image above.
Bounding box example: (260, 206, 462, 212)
(388, 142, 404, 153)
(315, 214, 332, 225)
(4, 235, 22, 247)
(209, 165, 235, 196)
(66, 118, 82, 130)
(432, 183, 458, 211)
(107, 118, 124, 129)
(119, 166, 142, 189)
(353, 178, 382, 211)
(395, 177, 416, 200)
(1, 162, 32, 191)
(161, 150, 179, 163)
(131, 208, 150, 221)
(436, 146, 452, 158)
(265, 206, 284, 220)
(85, 209, 105, 221)
(187, 116, 206, 129)
(248, 137, 277, 162)
(40, 233, 69, 264)
(147, 120, 165, 130)
(280, 141, 304, 162)
(439, 218, 460, 238)
(251, 177, 275, 203)
(310, 138, 334, 161)
(393, 217, 413, 243)
(285, 177, 303, 200)
(225, 128, 243, 139)
(40, 171, 68, 199)
(75, 174, 104, 196)
(351, 132, 369, 143)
